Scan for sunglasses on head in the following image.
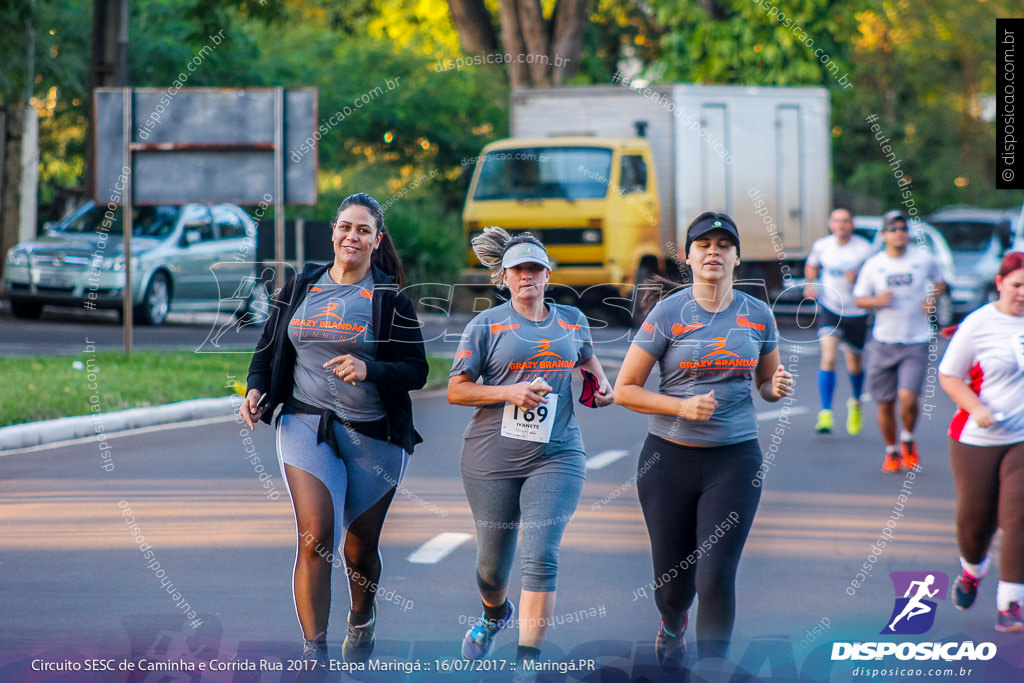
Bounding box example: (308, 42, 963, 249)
(884, 224, 908, 232)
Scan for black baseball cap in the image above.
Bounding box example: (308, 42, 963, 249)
(686, 213, 741, 256)
(883, 210, 907, 227)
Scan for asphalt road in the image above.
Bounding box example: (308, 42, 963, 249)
(2, 316, 1022, 682)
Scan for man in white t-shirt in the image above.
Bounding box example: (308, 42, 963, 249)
(804, 208, 875, 436)
(854, 210, 947, 473)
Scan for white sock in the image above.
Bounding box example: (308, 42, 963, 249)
(961, 556, 990, 579)
(996, 581, 1024, 611)
(900, 429, 913, 443)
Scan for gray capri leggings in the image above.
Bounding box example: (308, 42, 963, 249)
(462, 472, 584, 593)
(277, 412, 409, 555)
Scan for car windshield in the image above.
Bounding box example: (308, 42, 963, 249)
(473, 147, 613, 201)
(929, 220, 995, 252)
(57, 205, 179, 239)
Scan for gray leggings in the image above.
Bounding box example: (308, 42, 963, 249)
(462, 472, 584, 593)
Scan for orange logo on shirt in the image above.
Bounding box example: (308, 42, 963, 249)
(360, 289, 373, 299)
(558, 318, 581, 330)
(311, 302, 344, 321)
(455, 349, 472, 360)
(640, 321, 655, 334)
(508, 339, 575, 372)
(672, 322, 704, 336)
(490, 323, 520, 335)
(701, 337, 741, 360)
(736, 315, 765, 331)
(310, 286, 323, 293)
(527, 339, 562, 361)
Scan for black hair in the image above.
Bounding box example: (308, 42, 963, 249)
(470, 226, 547, 289)
(334, 192, 406, 287)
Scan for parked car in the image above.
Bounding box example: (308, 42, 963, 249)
(925, 206, 1017, 315)
(2, 201, 263, 325)
(852, 215, 956, 328)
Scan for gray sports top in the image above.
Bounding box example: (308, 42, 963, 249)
(289, 271, 384, 420)
(632, 288, 778, 446)
(450, 301, 594, 479)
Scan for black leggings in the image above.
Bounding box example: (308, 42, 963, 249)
(636, 435, 762, 659)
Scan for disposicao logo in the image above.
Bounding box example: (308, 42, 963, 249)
(882, 571, 947, 635)
(831, 570, 997, 663)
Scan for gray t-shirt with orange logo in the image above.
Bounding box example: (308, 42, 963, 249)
(289, 271, 384, 420)
(450, 301, 594, 479)
(632, 288, 778, 446)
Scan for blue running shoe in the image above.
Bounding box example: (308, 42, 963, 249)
(461, 601, 514, 659)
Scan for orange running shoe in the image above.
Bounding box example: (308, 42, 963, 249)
(882, 451, 901, 473)
(900, 441, 919, 469)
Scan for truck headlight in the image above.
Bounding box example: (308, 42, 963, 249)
(581, 229, 601, 243)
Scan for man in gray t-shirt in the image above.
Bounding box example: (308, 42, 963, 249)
(450, 302, 594, 479)
(632, 287, 778, 446)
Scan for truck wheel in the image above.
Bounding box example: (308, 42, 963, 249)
(10, 300, 44, 319)
(630, 264, 655, 328)
(135, 272, 170, 326)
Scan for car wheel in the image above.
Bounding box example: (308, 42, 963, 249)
(235, 279, 269, 325)
(136, 272, 170, 326)
(933, 292, 955, 329)
(10, 300, 44, 319)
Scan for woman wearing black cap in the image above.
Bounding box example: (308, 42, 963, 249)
(615, 212, 793, 667)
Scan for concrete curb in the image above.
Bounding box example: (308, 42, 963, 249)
(0, 396, 241, 453)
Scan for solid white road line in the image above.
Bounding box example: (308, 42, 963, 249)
(586, 449, 631, 470)
(407, 532, 473, 564)
(757, 407, 809, 421)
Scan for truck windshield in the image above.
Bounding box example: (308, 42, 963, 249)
(473, 147, 613, 201)
(57, 204, 180, 239)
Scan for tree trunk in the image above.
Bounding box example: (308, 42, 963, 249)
(516, 0, 551, 87)
(447, 0, 591, 88)
(550, 0, 588, 84)
(446, 0, 499, 56)
(498, 0, 529, 87)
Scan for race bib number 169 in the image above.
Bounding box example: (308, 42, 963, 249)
(501, 395, 558, 443)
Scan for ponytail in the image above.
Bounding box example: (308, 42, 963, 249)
(335, 192, 406, 287)
(471, 226, 545, 290)
(373, 229, 406, 288)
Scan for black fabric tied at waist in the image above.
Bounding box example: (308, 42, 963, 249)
(282, 397, 390, 457)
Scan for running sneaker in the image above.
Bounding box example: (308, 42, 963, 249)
(846, 399, 862, 436)
(900, 441, 919, 469)
(342, 603, 375, 663)
(815, 409, 834, 434)
(881, 451, 901, 473)
(952, 571, 980, 610)
(297, 636, 328, 682)
(995, 602, 1024, 633)
(462, 601, 514, 660)
(654, 614, 687, 669)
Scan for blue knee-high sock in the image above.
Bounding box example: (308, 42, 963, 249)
(850, 371, 865, 401)
(818, 369, 836, 411)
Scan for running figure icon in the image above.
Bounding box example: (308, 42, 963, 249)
(888, 575, 939, 632)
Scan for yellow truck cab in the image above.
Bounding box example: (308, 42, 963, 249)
(462, 136, 663, 296)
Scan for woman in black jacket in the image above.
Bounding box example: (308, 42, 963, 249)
(241, 193, 427, 669)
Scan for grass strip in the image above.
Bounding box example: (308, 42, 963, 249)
(1, 351, 453, 427)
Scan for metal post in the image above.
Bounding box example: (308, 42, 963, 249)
(274, 88, 286, 292)
(121, 88, 133, 354)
